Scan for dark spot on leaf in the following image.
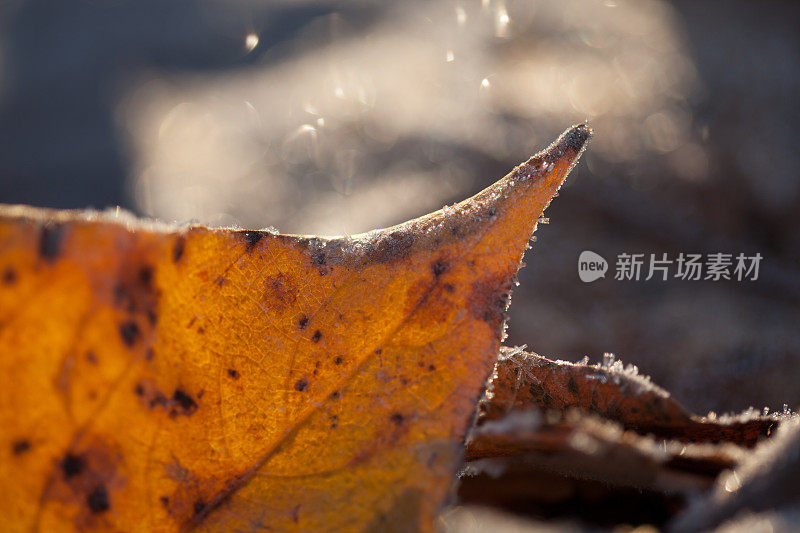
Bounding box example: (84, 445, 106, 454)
(194, 500, 206, 515)
(12, 439, 31, 455)
(61, 453, 85, 478)
(390, 413, 405, 425)
(149, 392, 167, 408)
(139, 265, 153, 286)
(87, 484, 110, 513)
(330, 390, 341, 400)
(312, 251, 326, 265)
(134, 383, 144, 396)
(375, 348, 382, 355)
(485, 208, 496, 218)
(265, 274, 298, 308)
(238, 230, 263, 252)
(540, 392, 553, 407)
(294, 378, 309, 392)
(119, 321, 140, 347)
(431, 259, 449, 277)
(39, 223, 64, 261)
(215, 276, 226, 287)
(428, 364, 436, 371)
(173, 237, 185, 263)
(172, 389, 198, 416)
(197, 327, 205, 335)
(160, 496, 169, 507)
(113, 283, 140, 313)
(568, 376, 579, 395)
(444, 284, 455, 293)
(334, 356, 343, 365)
(298, 315, 309, 330)
(86, 351, 98, 365)
(113, 284, 126, 305)
(311, 330, 322, 343)
(2, 267, 17, 285)
(145, 349, 155, 361)
(227, 369, 239, 379)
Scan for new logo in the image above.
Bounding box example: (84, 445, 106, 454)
(578, 251, 608, 282)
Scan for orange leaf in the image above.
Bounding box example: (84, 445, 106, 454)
(0, 125, 590, 531)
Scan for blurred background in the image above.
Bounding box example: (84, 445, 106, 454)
(0, 0, 798, 415)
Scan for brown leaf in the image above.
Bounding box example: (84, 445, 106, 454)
(459, 347, 791, 528)
(479, 347, 780, 447)
(461, 408, 746, 527)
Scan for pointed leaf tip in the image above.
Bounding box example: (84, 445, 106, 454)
(559, 122, 593, 154)
(447, 123, 591, 253)
(516, 122, 592, 178)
